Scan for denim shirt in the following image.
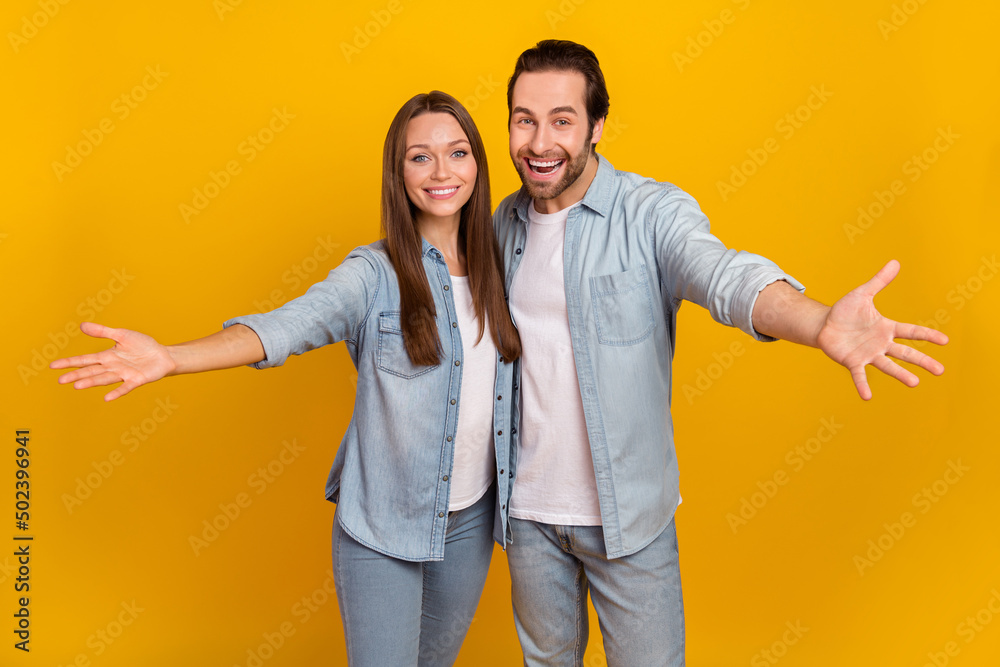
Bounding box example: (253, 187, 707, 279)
(494, 156, 804, 559)
(223, 239, 515, 562)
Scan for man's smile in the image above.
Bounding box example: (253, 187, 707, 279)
(524, 157, 566, 177)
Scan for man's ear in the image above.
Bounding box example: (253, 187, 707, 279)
(590, 116, 606, 146)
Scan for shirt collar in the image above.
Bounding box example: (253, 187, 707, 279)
(420, 237, 445, 261)
(513, 154, 615, 224)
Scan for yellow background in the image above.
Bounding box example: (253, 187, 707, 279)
(2, 0, 998, 664)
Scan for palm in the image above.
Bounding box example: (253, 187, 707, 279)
(816, 260, 948, 400)
(50, 322, 174, 401)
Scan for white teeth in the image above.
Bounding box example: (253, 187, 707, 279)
(427, 187, 458, 195)
(528, 159, 563, 167)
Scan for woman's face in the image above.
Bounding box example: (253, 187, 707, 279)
(402, 112, 477, 225)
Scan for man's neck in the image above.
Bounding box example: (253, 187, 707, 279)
(532, 153, 600, 214)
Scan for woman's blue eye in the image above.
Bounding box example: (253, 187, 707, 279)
(412, 155, 429, 162)
(452, 150, 468, 158)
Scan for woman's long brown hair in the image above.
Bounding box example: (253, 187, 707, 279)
(381, 91, 521, 366)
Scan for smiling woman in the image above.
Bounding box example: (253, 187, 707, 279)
(403, 114, 477, 220)
(49, 90, 520, 667)
(379, 93, 518, 370)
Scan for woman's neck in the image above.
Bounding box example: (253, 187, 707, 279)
(416, 213, 467, 277)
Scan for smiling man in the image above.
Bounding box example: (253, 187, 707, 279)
(493, 40, 947, 666)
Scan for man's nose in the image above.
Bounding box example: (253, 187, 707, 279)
(529, 125, 554, 156)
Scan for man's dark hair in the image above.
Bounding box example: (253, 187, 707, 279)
(507, 40, 610, 153)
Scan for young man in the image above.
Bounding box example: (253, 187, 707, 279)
(493, 40, 947, 666)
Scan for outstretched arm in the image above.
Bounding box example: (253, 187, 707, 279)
(50, 322, 265, 401)
(751, 260, 948, 400)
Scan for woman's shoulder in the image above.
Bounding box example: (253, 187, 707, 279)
(339, 239, 390, 273)
(345, 238, 387, 260)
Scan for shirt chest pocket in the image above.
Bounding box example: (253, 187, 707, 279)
(589, 266, 656, 346)
(377, 312, 440, 379)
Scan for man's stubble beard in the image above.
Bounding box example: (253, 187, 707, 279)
(513, 135, 593, 203)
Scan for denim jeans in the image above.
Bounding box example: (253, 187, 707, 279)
(331, 485, 495, 666)
(507, 517, 685, 666)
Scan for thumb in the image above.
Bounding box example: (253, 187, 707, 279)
(857, 260, 900, 299)
(79, 322, 126, 343)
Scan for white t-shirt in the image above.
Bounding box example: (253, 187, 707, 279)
(508, 203, 603, 525)
(447, 274, 498, 511)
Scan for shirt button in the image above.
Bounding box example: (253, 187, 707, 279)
(443, 285, 450, 291)
(452, 322, 457, 328)
(515, 248, 522, 255)
(501, 504, 506, 509)
(446, 436, 453, 442)
(450, 399, 456, 405)
(509, 471, 514, 478)
(455, 360, 461, 366)
(497, 430, 503, 436)
(443, 475, 449, 481)
(497, 395, 502, 401)
(438, 512, 445, 518)
(499, 469, 504, 475)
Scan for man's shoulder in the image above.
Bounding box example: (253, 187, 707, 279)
(493, 189, 525, 233)
(608, 164, 691, 205)
(495, 189, 522, 214)
(584, 157, 693, 216)
(596, 165, 703, 227)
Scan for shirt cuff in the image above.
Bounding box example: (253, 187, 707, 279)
(223, 314, 288, 369)
(739, 271, 807, 343)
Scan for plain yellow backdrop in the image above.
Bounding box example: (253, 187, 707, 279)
(2, 0, 998, 665)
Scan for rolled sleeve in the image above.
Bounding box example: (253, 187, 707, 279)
(732, 264, 806, 342)
(223, 249, 380, 369)
(223, 313, 295, 370)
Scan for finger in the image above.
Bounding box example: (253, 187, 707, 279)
(104, 381, 138, 402)
(872, 355, 920, 388)
(893, 321, 949, 346)
(849, 364, 873, 401)
(857, 259, 901, 298)
(56, 365, 109, 385)
(887, 342, 945, 376)
(79, 322, 127, 343)
(71, 371, 124, 390)
(50, 353, 103, 370)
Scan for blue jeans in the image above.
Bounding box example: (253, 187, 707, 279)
(331, 486, 495, 666)
(507, 517, 685, 666)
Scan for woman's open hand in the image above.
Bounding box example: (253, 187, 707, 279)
(50, 322, 176, 401)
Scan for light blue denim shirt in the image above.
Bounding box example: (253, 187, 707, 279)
(223, 239, 516, 562)
(494, 156, 804, 559)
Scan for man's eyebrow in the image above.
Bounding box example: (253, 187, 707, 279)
(512, 105, 579, 117)
(406, 138, 470, 151)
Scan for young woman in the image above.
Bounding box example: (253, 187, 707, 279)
(51, 91, 521, 666)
